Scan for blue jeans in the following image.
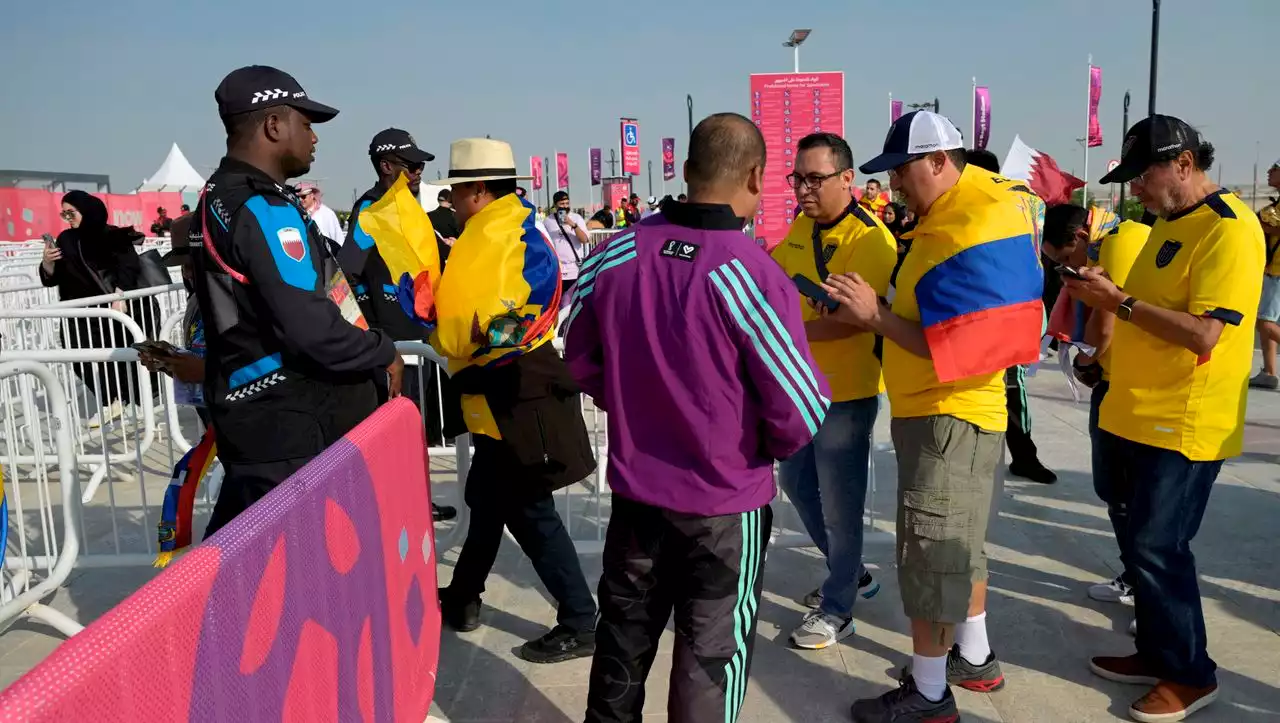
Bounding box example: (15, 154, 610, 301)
(1100, 430, 1220, 688)
(777, 396, 878, 618)
(1089, 381, 1135, 587)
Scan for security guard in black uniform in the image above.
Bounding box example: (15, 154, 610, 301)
(338, 129, 465, 457)
(193, 65, 403, 537)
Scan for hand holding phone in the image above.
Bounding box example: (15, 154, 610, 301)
(131, 340, 178, 357)
(1055, 264, 1086, 280)
(792, 274, 839, 312)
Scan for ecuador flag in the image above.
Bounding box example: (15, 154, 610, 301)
(432, 193, 561, 438)
(356, 174, 442, 328)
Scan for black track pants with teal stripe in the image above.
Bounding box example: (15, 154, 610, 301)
(1005, 365, 1041, 466)
(585, 495, 771, 723)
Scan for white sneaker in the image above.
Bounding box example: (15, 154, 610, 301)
(1088, 575, 1135, 606)
(789, 610, 855, 650)
(1128, 618, 1137, 636)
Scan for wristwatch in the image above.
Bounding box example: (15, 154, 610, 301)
(1116, 296, 1138, 322)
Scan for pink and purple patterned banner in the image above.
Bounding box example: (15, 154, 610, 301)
(0, 399, 441, 722)
(555, 152, 569, 191)
(890, 99, 903, 123)
(589, 148, 601, 186)
(1087, 65, 1103, 148)
(973, 86, 991, 150)
(662, 138, 675, 181)
(531, 155, 544, 191)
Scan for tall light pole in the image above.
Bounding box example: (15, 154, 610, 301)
(607, 149, 618, 176)
(647, 160, 654, 197)
(687, 94, 694, 138)
(1118, 91, 1131, 218)
(1149, 0, 1161, 115)
(782, 29, 811, 73)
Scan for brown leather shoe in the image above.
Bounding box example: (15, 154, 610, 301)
(1089, 654, 1159, 685)
(1129, 681, 1219, 722)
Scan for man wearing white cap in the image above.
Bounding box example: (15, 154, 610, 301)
(823, 111, 1045, 722)
(430, 138, 598, 665)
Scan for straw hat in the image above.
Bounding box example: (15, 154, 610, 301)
(434, 138, 533, 185)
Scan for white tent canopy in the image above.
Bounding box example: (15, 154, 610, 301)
(137, 143, 204, 192)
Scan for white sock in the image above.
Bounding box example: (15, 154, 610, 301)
(956, 612, 991, 665)
(912, 653, 948, 702)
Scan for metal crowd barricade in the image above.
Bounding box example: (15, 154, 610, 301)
(0, 360, 86, 638)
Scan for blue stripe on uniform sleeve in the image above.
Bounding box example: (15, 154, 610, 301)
(352, 200, 375, 250)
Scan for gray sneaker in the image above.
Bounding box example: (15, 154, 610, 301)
(790, 610, 855, 650)
(1249, 372, 1279, 390)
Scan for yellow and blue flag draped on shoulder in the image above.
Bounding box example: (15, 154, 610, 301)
(356, 174, 443, 328)
(432, 194, 562, 439)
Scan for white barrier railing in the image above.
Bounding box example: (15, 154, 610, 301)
(0, 360, 86, 638)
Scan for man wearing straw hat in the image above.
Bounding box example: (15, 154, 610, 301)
(431, 138, 598, 664)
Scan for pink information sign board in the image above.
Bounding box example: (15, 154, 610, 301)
(749, 71, 845, 249)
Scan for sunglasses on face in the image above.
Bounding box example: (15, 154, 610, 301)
(387, 156, 426, 174)
(60, 209, 78, 220)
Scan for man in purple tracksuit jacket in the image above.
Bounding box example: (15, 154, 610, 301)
(567, 113, 830, 723)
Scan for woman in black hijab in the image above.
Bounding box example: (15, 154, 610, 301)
(39, 191, 156, 413)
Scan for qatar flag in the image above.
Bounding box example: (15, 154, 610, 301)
(1000, 135, 1084, 206)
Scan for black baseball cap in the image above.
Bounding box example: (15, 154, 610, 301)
(215, 65, 339, 122)
(552, 190, 569, 203)
(368, 128, 435, 163)
(1100, 114, 1202, 185)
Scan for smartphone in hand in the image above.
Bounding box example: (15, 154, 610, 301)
(130, 340, 178, 357)
(792, 274, 839, 312)
(1055, 264, 1086, 280)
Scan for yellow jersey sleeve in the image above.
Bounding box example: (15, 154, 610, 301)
(1097, 222, 1150, 288)
(1188, 220, 1264, 322)
(855, 224, 898, 297)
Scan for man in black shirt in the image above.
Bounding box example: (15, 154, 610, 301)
(427, 188, 460, 264)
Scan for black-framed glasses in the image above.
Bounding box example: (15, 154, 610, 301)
(59, 209, 78, 220)
(887, 154, 930, 178)
(786, 170, 844, 191)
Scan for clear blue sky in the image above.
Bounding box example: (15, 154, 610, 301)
(2, 0, 1276, 209)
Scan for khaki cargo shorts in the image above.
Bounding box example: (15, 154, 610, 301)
(891, 414, 1003, 624)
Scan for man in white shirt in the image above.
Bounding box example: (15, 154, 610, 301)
(543, 190, 589, 305)
(296, 182, 345, 248)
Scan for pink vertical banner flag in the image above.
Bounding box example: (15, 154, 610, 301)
(530, 156, 544, 191)
(555, 152, 569, 190)
(661, 138, 676, 180)
(1088, 65, 1103, 148)
(890, 99, 904, 123)
(973, 86, 991, 150)
(589, 148, 602, 186)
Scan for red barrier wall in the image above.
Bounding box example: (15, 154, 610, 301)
(0, 189, 184, 241)
(0, 399, 441, 722)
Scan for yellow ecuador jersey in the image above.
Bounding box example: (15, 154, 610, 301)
(771, 202, 898, 402)
(1101, 190, 1264, 460)
(885, 166, 1046, 433)
(1086, 220, 1152, 379)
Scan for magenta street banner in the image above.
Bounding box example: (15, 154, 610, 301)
(973, 85, 991, 150)
(531, 156, 544, 191)
(0, 399, 440, 722)
(555, 152, 569, 190)
(589, 148, 602, 186)
(749, 71, 845, 249)
(620, 119, 640, 176)
(662, 138, 675, 181)
(1088, 65, 1103, 148)
(890, 99, 904, 123)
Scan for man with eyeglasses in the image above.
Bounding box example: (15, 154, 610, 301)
(822, 111, 1044, 722)
(1064, 115, 1263, 723)
(769, 132, 897, 652)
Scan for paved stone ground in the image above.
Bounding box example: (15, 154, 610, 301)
(2, 358, 1278, 722)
